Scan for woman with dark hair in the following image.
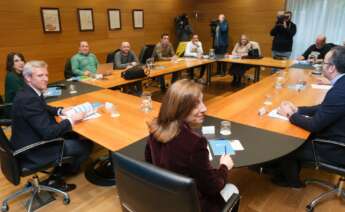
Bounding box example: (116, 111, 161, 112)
(5, 52, 25, 103)
(145, 79, 237, 212)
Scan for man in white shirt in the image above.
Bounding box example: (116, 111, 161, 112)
(184, 34, 206, 83)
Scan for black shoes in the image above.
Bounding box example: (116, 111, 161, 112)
(41, 177, 77, 192)
(271, 175, 305, 188)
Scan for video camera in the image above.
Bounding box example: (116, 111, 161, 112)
(175, 14, 189, 29)
(210, 19, 218, 36)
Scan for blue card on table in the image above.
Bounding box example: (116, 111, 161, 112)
(208, 139, 235, 155)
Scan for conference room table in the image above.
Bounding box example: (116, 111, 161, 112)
(218, 56, 293, 82)
(120, 68, 328, 168)
(80, 58, 214, 89)
(49, 89, 160, 151)
(48, 66, 328, 185)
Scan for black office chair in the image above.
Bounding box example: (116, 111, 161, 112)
(112, 152, 240, 212)
(138, 44, 155, 64)
(304, 138, 345, 212)
(0, 125, 70, 212)
(64, 58, 74, 79)
(106, 49, 121, 64)
(0, 96, 12, 121)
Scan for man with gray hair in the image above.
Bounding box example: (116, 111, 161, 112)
(11, 60, 93, 191)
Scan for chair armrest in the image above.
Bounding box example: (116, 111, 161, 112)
(13, 138, 64, 157)
(0, 103, 12, 108)
(312, 138, 345, 148)
(310, 138, 345, 169)
(0, 119, 12, 126)
(222, 193, 240, 212)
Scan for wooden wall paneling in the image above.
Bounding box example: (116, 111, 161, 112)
(0, 0, 195, 94)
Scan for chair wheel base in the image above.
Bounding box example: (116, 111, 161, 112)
(84, 158, 116, 186)
(1, 204, 9, 212)
(306, 205, 314, 212)
(63, 197, 70, 205)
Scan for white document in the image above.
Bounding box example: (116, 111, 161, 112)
(60, 102, 101, 121)
(202, 126, 215, 135)
(220, 183, 239, 202)
(230, 140, 244, 151)
(268, 108, 289, 121)
(311, 84, 332, 90)
(83, 112, 101, 121)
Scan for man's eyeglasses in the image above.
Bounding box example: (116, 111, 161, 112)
(322, 62, 333, 66)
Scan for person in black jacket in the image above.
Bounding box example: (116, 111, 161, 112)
(274, 46, 345, 188)
(297, 35, 336, 61)
(270, 11, 296, 60)
(11, 60, 93, 191)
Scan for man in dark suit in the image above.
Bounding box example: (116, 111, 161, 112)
(11, 60, 93, 191)
(275, 46, 345, 187)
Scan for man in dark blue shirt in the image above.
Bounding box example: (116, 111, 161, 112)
(275, 46, 345, 188)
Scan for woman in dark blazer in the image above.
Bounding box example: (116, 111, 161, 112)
(4, 52, 25, 103)
(145, 79, 235, 212)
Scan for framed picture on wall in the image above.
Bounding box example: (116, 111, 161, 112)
(77, 8, 94, 31)
(107, 9, 121, 30)
(40, 8, 62, 33)
(132, 9, 144, 29)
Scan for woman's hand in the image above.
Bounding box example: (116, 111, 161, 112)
(220, 155, 234, 170)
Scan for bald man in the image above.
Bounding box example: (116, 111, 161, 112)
(114, 41, 142, 94)
(297, 35, 335, 61)
(71, 41, 99, 76)
(114, 41, 139, 69)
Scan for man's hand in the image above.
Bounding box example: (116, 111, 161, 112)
(297, 56, 305, 61)
(278, 101, 297, 117)
(316, 77, 331, 85)
(71, 111, 86, 123)
(61, 107, 73, 116)
(84, 70, 91, 76)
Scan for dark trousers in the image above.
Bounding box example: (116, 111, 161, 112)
(188, 65, 206, 79)
(215, 46, 228, 75)
(277, 141, 315, 183)
(159, 72, 179, 91)
(230, 64, 251, 84)
(62, 136, 93, 172)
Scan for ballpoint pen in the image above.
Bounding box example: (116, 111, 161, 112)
(224, 145, 227, 155)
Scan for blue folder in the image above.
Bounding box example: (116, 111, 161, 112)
(208, 139, 235, 155)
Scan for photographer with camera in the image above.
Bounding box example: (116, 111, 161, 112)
(175, 13, 193, 43)
(270, 11, 296, 64)
(211, 14, 229, 76)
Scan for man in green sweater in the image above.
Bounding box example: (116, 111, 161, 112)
(71, 41, 99, 76)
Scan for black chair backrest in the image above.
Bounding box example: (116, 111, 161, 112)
(0, 127, 20, 185)
(64, 58, 74, 79)
(138, 44, 155, 64)
(106, 49, 121, 63)
(112, 152, 201, 212)
(0, 95, 12, 119)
